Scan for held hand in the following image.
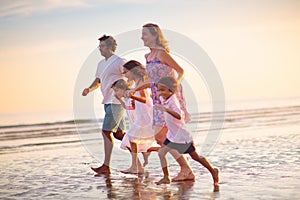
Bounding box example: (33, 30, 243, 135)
(154, 105, 166, 112)
(124, 89, 134, 98)
(82, 88, 90, 96)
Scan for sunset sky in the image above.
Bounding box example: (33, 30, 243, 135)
(0, 0, 299, 114)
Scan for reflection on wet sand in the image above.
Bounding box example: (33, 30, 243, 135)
(94, 173, 218, 199)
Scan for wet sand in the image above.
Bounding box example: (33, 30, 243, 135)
(1, 123, 300, 199)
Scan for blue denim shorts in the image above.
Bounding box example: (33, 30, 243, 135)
(102, 104, 126, 132)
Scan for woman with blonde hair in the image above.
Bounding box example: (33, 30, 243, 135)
(130, 23, 193, 182)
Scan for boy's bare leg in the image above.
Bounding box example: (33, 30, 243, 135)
(153, 125, 194, 182)
(169, 149, 195, 181)
(189, 151, 219, 185)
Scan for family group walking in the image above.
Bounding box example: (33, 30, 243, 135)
(82, 23, 219, 186)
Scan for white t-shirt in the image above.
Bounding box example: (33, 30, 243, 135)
(161, 95, 193, 144)
(95, 54, 126, 104)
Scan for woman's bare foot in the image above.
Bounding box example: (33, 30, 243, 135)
(213, 168, 219, 186)
(121, 166, 144, 174)
(156, 177, 171, 185)
(142, 152, 151, 167)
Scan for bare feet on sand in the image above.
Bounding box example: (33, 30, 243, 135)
(213, 184, 220, 192)
(156, 177, 171, 185)
(91, 164, 111, 174)
(172, 170, 195, 182)
(121, 166, 144, 174)
(213, 168, 219, 186)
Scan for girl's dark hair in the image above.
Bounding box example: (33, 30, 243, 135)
(98, 34, 117, 52)
(111, 79, 130, 90)
(157, 76, 178, 93)
(123, 60, 147, 81)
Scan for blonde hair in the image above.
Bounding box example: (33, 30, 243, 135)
(143, 23, 170, 53)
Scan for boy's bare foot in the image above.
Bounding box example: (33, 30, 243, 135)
(213, 168, 219, 186)
(91, 164, 111, 174)
(156, 177, 171, 185)
(142, 152, 151, 167)
(172, 170, 195, 182)
(213, 184, 220, 192)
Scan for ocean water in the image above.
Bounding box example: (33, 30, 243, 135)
(0, 98, 299, 199)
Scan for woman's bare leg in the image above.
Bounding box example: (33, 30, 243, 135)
(154, 126, 167, 146)
(156, 145, 171, 185)
(142, 152, 151, 167)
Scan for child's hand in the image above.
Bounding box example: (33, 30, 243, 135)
(154, 105, 166, 112)
(125, 89, 134, 98)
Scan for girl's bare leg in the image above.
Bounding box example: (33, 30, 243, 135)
(121, 142, 144, 174)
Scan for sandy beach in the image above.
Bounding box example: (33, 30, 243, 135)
(1, 103, 300, 199)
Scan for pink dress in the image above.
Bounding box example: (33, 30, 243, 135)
(145, 53, 191, 127)
(120, 88, 159, 152)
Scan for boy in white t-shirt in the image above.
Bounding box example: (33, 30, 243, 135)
(154, 76, 219, 187)
(82, 35, 126, 174)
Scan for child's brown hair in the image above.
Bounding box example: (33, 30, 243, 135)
(111, 79, 130, 90)
(157, 76, 178, 93)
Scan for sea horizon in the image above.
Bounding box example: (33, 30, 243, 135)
(1, 97, 299, 127)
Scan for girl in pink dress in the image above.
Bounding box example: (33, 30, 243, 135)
(113, 60, 159, 174)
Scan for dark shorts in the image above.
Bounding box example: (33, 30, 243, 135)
(102, 104, 125, 133)
(163, 138, 195, 154)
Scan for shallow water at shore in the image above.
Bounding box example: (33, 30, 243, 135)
(1, 101, 300, 199)
(1, 124, 299, 199)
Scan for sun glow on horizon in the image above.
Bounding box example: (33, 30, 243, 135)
(0, 0, 299, 114)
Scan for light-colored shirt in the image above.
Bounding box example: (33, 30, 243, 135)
(95, 54, 125, 104)
(161, 95, 193, 143)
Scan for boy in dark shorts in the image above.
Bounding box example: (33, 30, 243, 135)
(154, 76, 219, 186)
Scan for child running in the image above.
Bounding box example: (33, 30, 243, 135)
(112, 60, 159, 174)
(154, 76, 219, 186)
